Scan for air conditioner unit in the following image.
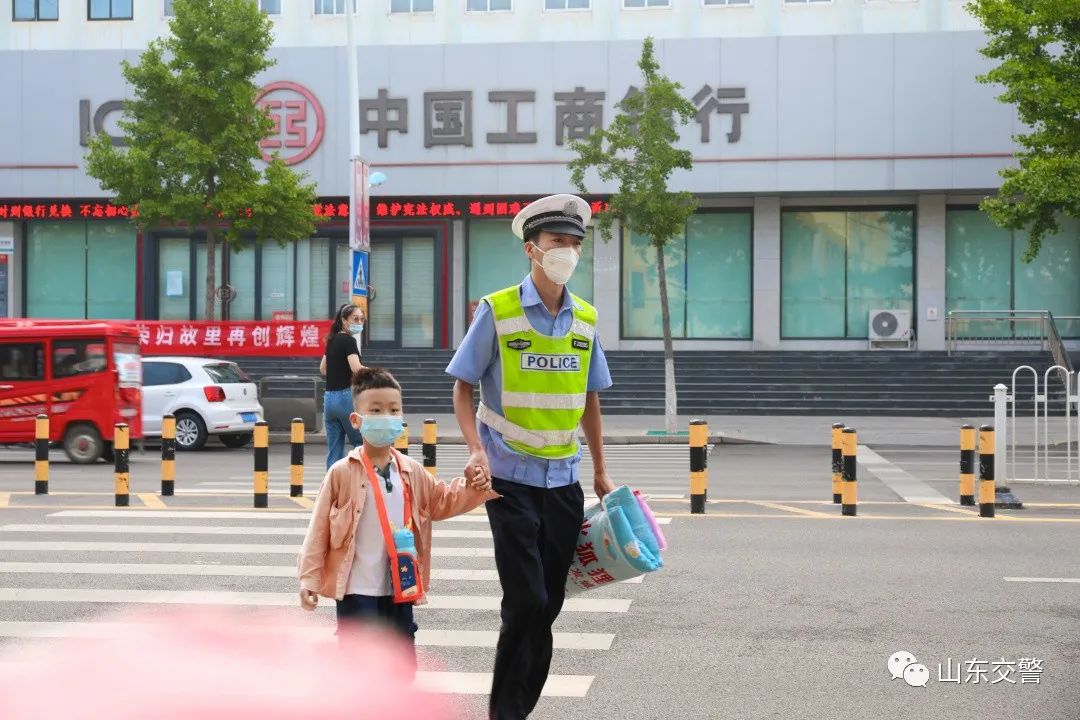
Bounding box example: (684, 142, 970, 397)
(868, 309, 913, 348)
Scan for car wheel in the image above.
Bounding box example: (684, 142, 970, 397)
(63, 423, 104, 464)
(219, 432, 252, 449)
(174, 411, 208, 451)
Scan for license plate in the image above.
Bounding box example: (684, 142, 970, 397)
(241, 412, 257, 423)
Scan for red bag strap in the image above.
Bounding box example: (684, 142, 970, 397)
(361, 451, 413, 561)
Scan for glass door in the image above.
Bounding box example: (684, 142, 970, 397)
(365, 233, 437, 348)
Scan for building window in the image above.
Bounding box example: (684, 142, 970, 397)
(946, 209, 1080, 338)
(27, 222, 137, 320)
(467, 0, 511, 11)
(622, 212, 751, 339)
(314, 0, 354, 13)
(391, 0, 433, 10)
(703, 0, 750, 5)
(623, 0, 669, 7)
(14, 0, 58, 20)
(545, 0, 589, 9)
(781, 210, 914, 339)
(88, 0, 133, 20)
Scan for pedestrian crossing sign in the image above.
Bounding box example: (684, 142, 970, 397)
(352, 249, 368, 296)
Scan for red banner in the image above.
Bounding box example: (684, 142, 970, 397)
(135, 321, 330, 357)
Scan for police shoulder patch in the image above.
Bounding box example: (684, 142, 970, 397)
(571, 338, 590, 351)
(506, 338, 532, 350)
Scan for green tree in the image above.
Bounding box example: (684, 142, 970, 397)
(568, 37, 697, 434)
(969, 0, 1080, 261)
(85, 0, 316, 320)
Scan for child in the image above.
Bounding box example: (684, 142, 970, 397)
(297, 367, 497, 663)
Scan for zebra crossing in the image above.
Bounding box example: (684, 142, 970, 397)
(0, 499, 671, 702)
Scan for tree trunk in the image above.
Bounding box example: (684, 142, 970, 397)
(655, 241, 678, 434)
(204, 226, 217, 321)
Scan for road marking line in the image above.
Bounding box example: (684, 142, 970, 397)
(1, 524, 493, 540)
(858, 445, 955, 504)
(1003, 577, 1080, 584)
(0, 622, 613, 650)
(0, 588, 630, 613)
(2, 524, 492, 539)
(415, 671, 593, 697)
(0, 541, 494, 557)
(911, 503, 977, 516)
(741, 500, 832, 518)
(49, 510, 311, 520)
(137, 493, 166, 509)
(0, 492, 9, 508)
(288, 496, 314, 510)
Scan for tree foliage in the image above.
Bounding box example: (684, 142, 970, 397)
(568, 37, 698, 433)
(969, 0, 1080, 261)
(85, 0, 317, 318)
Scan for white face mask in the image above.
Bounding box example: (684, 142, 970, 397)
(532, 244, 580, 285)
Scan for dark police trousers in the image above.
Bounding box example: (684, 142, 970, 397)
(486, 478, 585, 720)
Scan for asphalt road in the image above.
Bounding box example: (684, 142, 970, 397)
(0, 442, 1078, 719)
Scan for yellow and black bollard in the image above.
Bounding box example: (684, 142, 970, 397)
(831, 422, 844, 504)
(253, 421, 269, 509)
(161, 414, 176, 497)
(395, 422, 409, 455)
(841, 427, 857, 516)
(34, 414, 49, 495)
(978, 425, 995, 518)
(114, 423, 130, 507)
(689, 419, 708, 514)
(290, 418, 305, 497)
(959, 424, 975, 507)
(423, 419, 437, 477)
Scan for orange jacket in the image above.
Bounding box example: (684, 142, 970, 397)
(297, 447, 498, 604)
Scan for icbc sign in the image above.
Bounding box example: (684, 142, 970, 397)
(79, 81, 325, 166)
(255, 81, 325, 166)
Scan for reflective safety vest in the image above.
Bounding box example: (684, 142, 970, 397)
(477, 285, 597, 460)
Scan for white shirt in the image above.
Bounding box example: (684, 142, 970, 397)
(346, 459, 406, 596)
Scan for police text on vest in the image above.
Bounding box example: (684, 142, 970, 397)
(519, 353, 581, 372)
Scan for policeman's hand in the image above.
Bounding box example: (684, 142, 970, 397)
(594, 472, 615, 501)
(299, 589, 319, 611)
(465, 449, 492, 487)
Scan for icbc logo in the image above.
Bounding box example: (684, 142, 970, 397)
(255, 81, 325, 166)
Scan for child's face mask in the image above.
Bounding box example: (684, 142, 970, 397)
(357, 414, 405, 448)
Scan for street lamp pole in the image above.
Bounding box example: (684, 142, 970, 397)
(346, 0, 364, 311)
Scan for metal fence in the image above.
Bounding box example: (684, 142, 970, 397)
(996, 365, 1078, 484)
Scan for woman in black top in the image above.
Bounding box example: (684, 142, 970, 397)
(319, 303, 365, 468)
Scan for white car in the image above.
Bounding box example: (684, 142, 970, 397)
(141, 357, 264, 451)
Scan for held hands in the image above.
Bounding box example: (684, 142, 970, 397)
(466, 448, 492, 492)
(299, 589, 319, 611)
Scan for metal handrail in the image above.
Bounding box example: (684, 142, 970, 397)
(947, 308, 1073, 385)
(1045, 312, 1074, 377)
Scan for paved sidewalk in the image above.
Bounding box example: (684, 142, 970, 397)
(274, 413, 1037, 447)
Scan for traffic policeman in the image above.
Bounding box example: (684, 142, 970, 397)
(446, 193, 614, 720)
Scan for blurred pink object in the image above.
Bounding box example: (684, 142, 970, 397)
(633, 489, 668, 551)
(0, 607, 452, 720)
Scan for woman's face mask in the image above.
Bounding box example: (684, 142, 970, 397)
(349, 322, 365, 336)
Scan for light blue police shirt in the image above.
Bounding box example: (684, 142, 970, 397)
(445, 275, 613, 489)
